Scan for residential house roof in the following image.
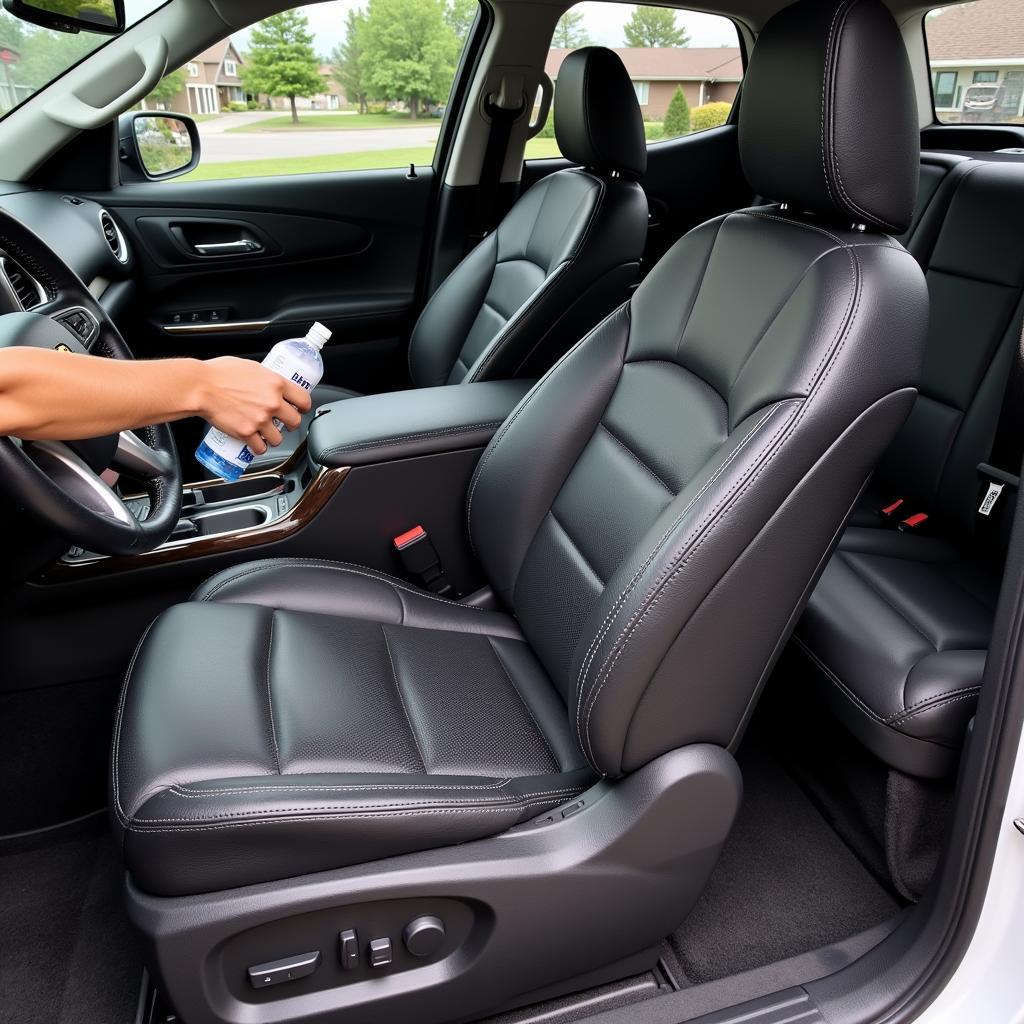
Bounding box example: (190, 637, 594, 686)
(545, 47, 742, 82)
(192, 39, 243, 84)
(925, 0, 1024, 62)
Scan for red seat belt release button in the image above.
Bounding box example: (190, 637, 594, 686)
(392, 526, 453, 596)
(880, 498, 905, 518)
(898, 512, 929, 533)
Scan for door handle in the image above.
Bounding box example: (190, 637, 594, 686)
(192, 239, 262, 256)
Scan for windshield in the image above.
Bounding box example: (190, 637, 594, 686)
(0, 1, 168, 120)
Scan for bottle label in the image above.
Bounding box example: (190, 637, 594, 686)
(201, 427, 256, 469)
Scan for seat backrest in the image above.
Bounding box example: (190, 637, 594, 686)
(870, 161, 1024, 538)
(408, 47, 648, 388)
(468, 0, 928, 779)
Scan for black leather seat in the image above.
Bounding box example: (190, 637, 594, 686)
(115, 0, 927, 910)
(797, 161, 1024, 777)
(251, 46, 648, 469)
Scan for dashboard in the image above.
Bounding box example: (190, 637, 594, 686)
(0, 183, 136, 333)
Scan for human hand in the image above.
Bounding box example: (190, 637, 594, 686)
(194, 356, 312, 454)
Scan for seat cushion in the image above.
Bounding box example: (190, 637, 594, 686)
(112, 560, 592, 896)
(248, 383, 360, 471)
(796, 527, 998, 777)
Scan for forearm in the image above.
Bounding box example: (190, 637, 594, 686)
(0, 348, 206, 440)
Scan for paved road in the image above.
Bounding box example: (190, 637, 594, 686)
(196, 111, 440, 163)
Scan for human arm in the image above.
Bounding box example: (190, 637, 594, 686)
(0, 349, 312, 454)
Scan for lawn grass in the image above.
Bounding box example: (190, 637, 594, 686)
(226, 112, 430, 133)
(177, 137, 565, 181)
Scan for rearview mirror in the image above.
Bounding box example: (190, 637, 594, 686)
(118, 113, 201, 182)
(1, 0, 125, 35)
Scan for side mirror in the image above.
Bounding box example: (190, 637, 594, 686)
(118, 112, 201, 182)
(1, 0, 125, 35)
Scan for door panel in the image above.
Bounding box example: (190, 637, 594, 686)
(94, 166, 435, 395)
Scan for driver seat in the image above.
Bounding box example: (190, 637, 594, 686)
(113, 1, 927, 1018)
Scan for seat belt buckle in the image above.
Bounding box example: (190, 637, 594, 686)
(976, 463, 1019, 519)
(393, 526, 454, 596)
(898, 512, 929, 533)
(879, 497, 906, 524)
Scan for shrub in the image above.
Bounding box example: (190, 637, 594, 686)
(690, 102, 732, 133)
(226, 101, 248, 113)
(663, 86, 691, 137)
(644, 121, 664, 141)
(245, 100, 261, 111)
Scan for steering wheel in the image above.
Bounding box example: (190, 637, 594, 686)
(0, 209, 181, 557)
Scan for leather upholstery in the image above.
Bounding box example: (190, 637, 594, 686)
(114, 561, 592, 896)
(798, 528, 997, 777)
(798, 161, 1024, 776)
(553, 47, 647, 180)
(408, 166, 647, 387)
(114, 2, 927, 895)
(308, 381, 532, 468)
(739, 0, 919, 233)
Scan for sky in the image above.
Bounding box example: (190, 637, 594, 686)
(231, 2, 739, 54)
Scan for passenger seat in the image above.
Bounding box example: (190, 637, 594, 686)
(797, 159, 1024, 778)
(249, 47, 649, 469)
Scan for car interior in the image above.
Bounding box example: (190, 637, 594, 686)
(1, 0, 1023, 1023)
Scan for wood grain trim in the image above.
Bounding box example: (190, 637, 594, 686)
(41, 466, 349, 581)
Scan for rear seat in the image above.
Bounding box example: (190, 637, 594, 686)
(795, 155, 1024, 779)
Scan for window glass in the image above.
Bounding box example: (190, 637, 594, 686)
(152, 1, 475, 182)
(926, 4, 1024, 124)
(530, 3, 741, 160)
(0, 1, 168, 120)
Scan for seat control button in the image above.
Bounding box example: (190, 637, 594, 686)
(339, 928, 359, 970)
(247, 950, 321, 989)
(403, 916, 446, 958)
(369, 937, 392, 968)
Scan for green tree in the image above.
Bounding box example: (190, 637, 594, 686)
(146, 67, 186, 109)
(445, 0, 478, 39)
(13, 27, 98, 89)
(551, 9, 592, 48)
(240, 11, 324, 124)
(663, 85, 691, 136)
(623, 6, 689, 47)
(332, 10, 369, 114)
(361, 0, 459, 119)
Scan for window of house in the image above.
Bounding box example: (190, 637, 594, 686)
(532, 4, 742, 161)
(927, 5, 1024, 124)
(167, 2, 476, 183)
(187, 62, 200, 77)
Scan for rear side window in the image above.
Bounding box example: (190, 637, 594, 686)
(528, 3, 742, 161)
(926, 3, 1024, 125)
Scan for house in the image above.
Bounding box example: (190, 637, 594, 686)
(266, 64, 346, 112)
(545, 47, 742, 120)
(925, 0, 1024, 122)
(154, 40, 245, 116)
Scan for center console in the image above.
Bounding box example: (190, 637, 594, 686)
(48, 380, 533, 582)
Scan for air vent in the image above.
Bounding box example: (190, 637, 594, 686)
(0, 255, 45, 310)
(99, 210, 121, 260)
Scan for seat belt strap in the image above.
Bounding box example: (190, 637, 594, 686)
(468, 77, 525, 247)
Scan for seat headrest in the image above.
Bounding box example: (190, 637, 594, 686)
(554, 47, 647, 180)
(739, 0, 919, 233)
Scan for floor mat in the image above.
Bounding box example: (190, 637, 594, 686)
(0, 816, 141, 1024)
(669, 745, 900, 984)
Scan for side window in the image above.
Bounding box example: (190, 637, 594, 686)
(139, 2, 476, 182)
(926, 4, 1024, 125)
(529, 3, 742, 161)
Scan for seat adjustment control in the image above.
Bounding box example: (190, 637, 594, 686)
(339, 928, 359, 970)
(403, 916, 446, 958)
(369, 937, 393, 967)
(247, 950, 321, 989)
